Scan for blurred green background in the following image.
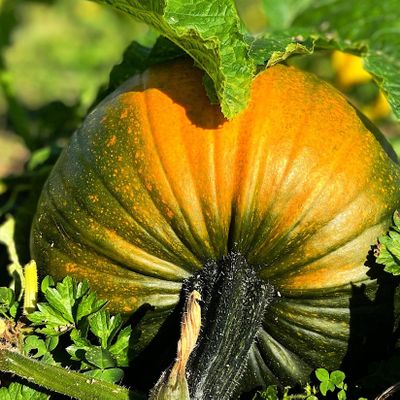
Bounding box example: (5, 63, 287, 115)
(0, 0, 155, 177)
(0, 0, 399, 179)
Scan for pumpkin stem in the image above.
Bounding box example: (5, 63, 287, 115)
(183, 251, 275, 400)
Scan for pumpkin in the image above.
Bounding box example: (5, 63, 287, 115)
(30, 59, 400, 396)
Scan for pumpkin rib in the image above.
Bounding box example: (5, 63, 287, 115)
(265, 306, 349, 342)
(274, 297, 350, 314)
(225, 113, 249, 250)
(273, 217, 391, 292)
(140, 88, 217, 261)
(139, 74, 221, 260)
(257, 94, 308, 209)
(230, 68, 312, 253)
(246, 341, 278, 386)
(265, 317, 348, 368)
(74, 129, 199, 273)
(260, 211, 390, 286)
(159, 83, 223, 258)
(212, 123, 225, 253)
(254, 329, 312, 384)
(44, 172, 190, 282)
(250, 120, 359, 263)
(35, 214, 183, 301)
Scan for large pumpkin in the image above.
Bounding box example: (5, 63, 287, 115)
(31, 60, 400, 395)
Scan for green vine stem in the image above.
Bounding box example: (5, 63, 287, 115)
(0, 348, 145, 400)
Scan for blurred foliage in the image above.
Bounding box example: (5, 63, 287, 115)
(1, 0, 154, 112)
(0, 0, 157, 159)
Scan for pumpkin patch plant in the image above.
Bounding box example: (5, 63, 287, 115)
(1, 0, 400, 399)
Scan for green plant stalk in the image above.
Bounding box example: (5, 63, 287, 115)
(0, 348, 145, 400)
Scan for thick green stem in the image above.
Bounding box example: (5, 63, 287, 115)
(0, 349, 145, 400)
(184, 252, 276, 400)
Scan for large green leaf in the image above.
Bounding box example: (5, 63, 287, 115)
(93, 0, 255, 119)
(260, 0, 400, 118)
(94, 0, 400, 120)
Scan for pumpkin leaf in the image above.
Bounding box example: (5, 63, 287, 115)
(92, 0, 254, 119)
(92, 0, 400, 120)
(376, 211, 400, 275)
(257, 0, 400, 119)
(0, 382, 49, 400)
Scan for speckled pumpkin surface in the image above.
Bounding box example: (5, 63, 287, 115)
(31, 60, 400, 387)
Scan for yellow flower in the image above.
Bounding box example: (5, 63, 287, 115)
(332, 51, 372, 87)
(363, 91, 391, 121)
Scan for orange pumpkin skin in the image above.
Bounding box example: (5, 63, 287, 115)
(31, 60, 400, 386)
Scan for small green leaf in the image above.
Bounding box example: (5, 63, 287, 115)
(307, 396, 319, 400)
(259, 385, 279, 400)
(27, 147, 52, 171)
(376, 211, 400, 275)
(315, 368, 330, 382)
(330, 370, 346, 387)
(108, 325, 133, 367)
(28, 276, 107, 335)
(84, 367, 124, 384)
(85, 347, 117, 370)
(24, 335, 48, 358)
(67, 328, 92, 361)
(0, 382, 49, 400)
(40, 276, 54, 293)
(46, 336, 58, 352)
(0, 287, 14, 315)
(76, 291, 107, 323)
(337, 389, 347, 400)
(28, 302, 72, 335)
(8, 301, 18, 318)
(320, 380, 336, 396)
(23, 334, 59, 366)
(43, 276, 76, 323)
(89, 310, 122, 349)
